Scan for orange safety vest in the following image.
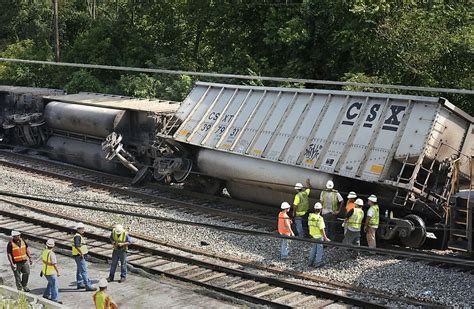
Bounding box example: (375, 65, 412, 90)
(345, 201, 355, 214)
(278, 211, 291, 236)
(11, 239, 28, 262)
(93, 291, 113, 309)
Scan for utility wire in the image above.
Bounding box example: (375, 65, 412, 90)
(0, 57, 473, 95)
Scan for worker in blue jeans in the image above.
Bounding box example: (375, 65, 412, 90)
(41, 239, 62, 304)
(308, 202, 330, 267)
(292, 178, 311, 237)
(107, 224, 132, 283)
(72, 222, 96, 291)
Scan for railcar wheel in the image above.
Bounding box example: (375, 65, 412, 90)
(399, 214, 427, 248)
(172, 159, 192, 183)
(131, 166, 150, 186)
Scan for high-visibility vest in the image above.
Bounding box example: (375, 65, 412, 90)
(41, 249, 56, 276)
(93, 291, 113, 309)
(278, 211, 291, 236)
(11, 239, 28, 262)
(368, 204, 380, 227)
(308, 213, 324, 238)
(322, 190, 339, 213)
(294, 190, 309, 217)
(112, 229, 128, 250)
(347, 208, 364, 231)
(72, 233, 89, 256)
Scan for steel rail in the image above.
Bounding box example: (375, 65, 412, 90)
(0, 146, 268, 211)
(0, 207, 390, 308)
(1, 190, 473, 271)
(0, 197, 445, 307)
(0, 150, 472, 269)
(0, 57, 472, 95)
(0, 152, 275, 228)
(2, 147, 463, 233)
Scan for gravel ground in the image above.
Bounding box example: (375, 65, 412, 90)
(0, 165, 473, 307)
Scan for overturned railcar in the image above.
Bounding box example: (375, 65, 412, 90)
(0, 86, 64, 145)
(173, 82, 473, 249)
(0, 82, 472, 251)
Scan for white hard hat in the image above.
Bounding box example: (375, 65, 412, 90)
(115, 224, 124, 234)
(368, 195, 378, 203)
(355, 198, 364, 206)
(76, 222, 85, 229)
(281, 202, 291, 210)
(46, 239, 55, 247)
(11, 231, 21, 237)
(347, 191, 357, 199)
(98, 278, 108, 288)
(326, 180, 334, 189)
(314, 202, 323, 210)
(294, 183, 303, 190)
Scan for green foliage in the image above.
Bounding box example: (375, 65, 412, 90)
(119, 74, 193, 101)
(0, 292, 32, 309)
(0, 39, 53, 86)
(0, 0, 471, 113)
(64, 69, 105, 93)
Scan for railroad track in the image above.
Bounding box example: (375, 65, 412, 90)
(0, 194, 470, 307)
(0, 149, 275, 230)
(1, 149, 472, 274)
(0, 204, 414, 309)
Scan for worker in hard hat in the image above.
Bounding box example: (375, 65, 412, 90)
(345, 192, 357, 214)
(278, 202, 295, 260)
(7, 231, 32, 292)
(342, 192, 357, 234)
(93, 278, 118, 309)
(308, 202, 330, 267)
(72, 222, 96, 291)
(107, 224, 132, 283)
(343, 198, 365, 257)
(41, 239, 62, 304)
(364, 195, 380, 248)
(320, 180, 344, 239)
(292, 178, 311, 237)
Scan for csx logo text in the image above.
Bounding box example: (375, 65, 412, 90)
(341, 102, 406, 131)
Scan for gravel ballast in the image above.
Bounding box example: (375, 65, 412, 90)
(0, 165, 472, 307)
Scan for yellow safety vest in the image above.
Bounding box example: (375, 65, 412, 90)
(294, 189, 310, 217)
(112, 229, 128, 250)
(41, 249, 56, 276)
(347, 208, 364, 231)
(368, 204, 380, 227)
(308, 213, 325, 238)
(72, 233, 89, 256)
(93, 290, 113, 309)
(322, 190, 339, 213)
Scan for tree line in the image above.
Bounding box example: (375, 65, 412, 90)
(0, 0, 472, 113)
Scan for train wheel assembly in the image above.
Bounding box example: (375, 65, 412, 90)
(171, 158, 192, 183)
(399, 214, 427, 248)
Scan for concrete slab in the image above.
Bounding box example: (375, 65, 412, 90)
(0, 236, 237, 308)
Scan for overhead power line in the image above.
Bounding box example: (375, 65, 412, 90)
(0, 57, 472, 95)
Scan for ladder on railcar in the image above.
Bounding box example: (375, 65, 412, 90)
(448, 195, 473, 253)
(392, 153, 441, 209)
(448, 157, 473, 253)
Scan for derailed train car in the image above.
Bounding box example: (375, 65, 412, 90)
(173, 82, 473, 250)
(0, 83, 472, 251)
